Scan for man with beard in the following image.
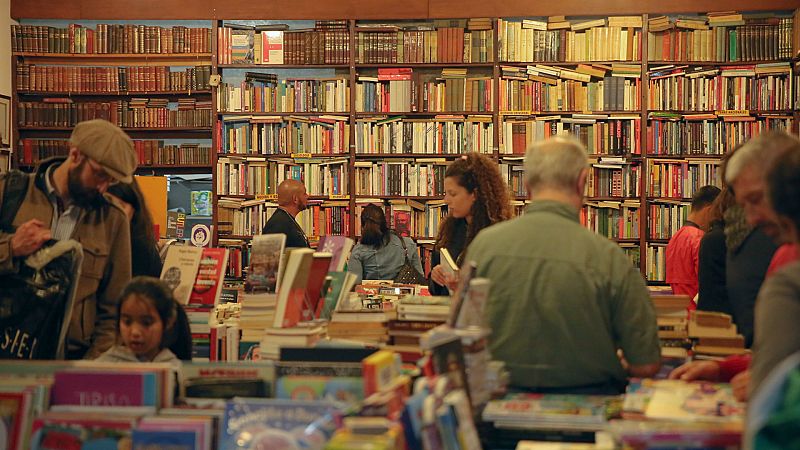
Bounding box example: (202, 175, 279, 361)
(261, 179, 310, 248)
(0, 119, 136, 359)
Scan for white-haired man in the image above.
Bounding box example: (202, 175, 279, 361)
(466, 136, 660, 394)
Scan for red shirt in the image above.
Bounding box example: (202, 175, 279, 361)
(766, 243, 799, 277)
(666, 222, 704, 304)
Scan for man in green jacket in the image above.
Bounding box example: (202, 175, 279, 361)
(467, 136, 661, 394)
(0, 119, 136, 359)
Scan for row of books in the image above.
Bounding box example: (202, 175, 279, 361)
(355, 28, 494, 63)
(586, 163, 641, 198)
(215, 157, 349, 197)
(648, 202, 691, 240)
(16, 138, 212, 166)
(216, 76, 350, 113)
(581, 200, 641, 240)
(501, 116, 641, 155)
(500, 72, 641, 112)
(217, 115, 350, 155)
(217, 24, 350, 65)
(646, 114, 793, 155)
(17, 99, 213, 128)
(647, 159, 721, 200)
(16, 64, 213, 93)
(354, 116, 494, 154)
(11, 24, 212, 54)
(647, 16, 794, 62)
(357, 70, 495, 113)
(646, 243, 667, 281)
(217, 200, 354, 240)
(353, 160, 449, 197)
(498, 19, 643, 62)
(647, 63, 793, 111)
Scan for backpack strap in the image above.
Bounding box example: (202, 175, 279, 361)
(391, 231, 411, 261)
(0, 170, 31, 233)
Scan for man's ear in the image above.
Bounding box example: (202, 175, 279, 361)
(68, 146, 82, 163)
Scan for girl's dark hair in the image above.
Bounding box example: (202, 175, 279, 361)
(360, 204, 390, 249)
(117, 276, 193, 361)
(768, 149, 800, 233)
(436, 153, 512, 254)
(108, 179, 157, 245)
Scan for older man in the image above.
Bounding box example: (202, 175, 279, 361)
(0, 119, 135, 359)
(466, 136, 660, 394)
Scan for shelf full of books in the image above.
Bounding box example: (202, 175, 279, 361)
(11, 20, 215, 177)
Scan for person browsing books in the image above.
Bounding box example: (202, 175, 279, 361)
(261, 179, 310, 248)
(429, 153, 512, 295)
(466, 136, 661, 394)
(348, 204, 423, 284)
(96, 276, 192, 364)
(107, 179, 163, 277)
(670, 131, 800, 401)
(0, 119, 135, 359)
(666, 185, 720, 303)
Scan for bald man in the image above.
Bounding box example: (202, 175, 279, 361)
(261, 179, 310, 248)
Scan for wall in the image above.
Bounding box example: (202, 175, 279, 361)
(11, 0, 800, 20)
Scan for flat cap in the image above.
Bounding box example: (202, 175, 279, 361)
(69, 119, 137, 183)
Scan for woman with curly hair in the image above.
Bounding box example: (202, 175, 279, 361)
(429, 153, 513, 294)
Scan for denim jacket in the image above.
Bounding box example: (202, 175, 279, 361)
(347, 234, 423, 284)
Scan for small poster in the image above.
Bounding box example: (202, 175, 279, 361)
(191, 191, 212, 216)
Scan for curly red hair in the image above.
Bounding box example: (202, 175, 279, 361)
(435, 153, 512, 255)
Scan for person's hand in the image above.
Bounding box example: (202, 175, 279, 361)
(10, 219, 51, 257)
(730, 369, 750, 402)
(668, 360, 721, 382)
(431, 264, 457, 288)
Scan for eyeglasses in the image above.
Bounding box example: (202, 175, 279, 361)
(86, 158, 119, 186)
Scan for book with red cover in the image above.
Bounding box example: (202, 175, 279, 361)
(273, 248, 315, 328)
(189, 248, 230, 306)
(51, 370, 158, 407)
(304, 252, 333, 321)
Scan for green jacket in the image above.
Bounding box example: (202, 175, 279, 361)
(467, 200, 660, 389)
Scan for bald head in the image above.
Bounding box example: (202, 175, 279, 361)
(277, 179, 309, 216)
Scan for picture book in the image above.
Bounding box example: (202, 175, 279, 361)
(0, 391, 31, 450)
(132, 429, 197, 450)
(643, 380, 744, 423)
(218, 398, 342, 450)
(248, 234, 286, 293)
(51, 370, 158, 408)
(189, 248, 230, 306)
(483, 394, 617, 431)
(190, 190, 212, 216)
(30, 413, 139, 450)
(160, 246, 204, 305)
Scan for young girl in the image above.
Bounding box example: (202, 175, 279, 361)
(96, 276, 193, 363)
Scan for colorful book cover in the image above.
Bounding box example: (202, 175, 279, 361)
(261, 31, 284, 64)
(218, 398, 342, 450)
(30, 414, 139, 450)
(275, 376, 364, 404)
(190, 190, 212, 216)
(248, 234, 286, 293)
(273, 248, 315, 328)
(132, 429, 196, 449)
(51, 371, 157, 407)
(189, 248, 230, 306)
(304, 252, 333, 321)
(0, 391, 29, 450)
(482, 394, 614, 427)
(160, 246, 204, 305)
(316, 236, 355, 272)
(643, 380, 744, 422)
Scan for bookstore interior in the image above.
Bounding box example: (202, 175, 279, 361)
(2, 0, 800, 448)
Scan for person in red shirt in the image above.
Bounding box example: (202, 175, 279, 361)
(666, 185, 721, 303)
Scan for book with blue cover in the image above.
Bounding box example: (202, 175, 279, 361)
(218, 398, 342, 450)
(132, 429, 196, 449)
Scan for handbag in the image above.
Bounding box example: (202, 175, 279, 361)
(392, 232, 426, 285)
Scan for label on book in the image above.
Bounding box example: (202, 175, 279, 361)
(329, 194, 350, 200)
(715, 110, 749, 117)
(500, 110, 534, 116)
(256, 194, 279, 200)
(292, 153, 313, 158)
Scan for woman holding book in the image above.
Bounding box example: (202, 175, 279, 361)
(348, 204, 423, 284)
(429, 153, 512, 295)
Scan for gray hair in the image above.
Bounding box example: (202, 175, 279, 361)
(524, 136, 588, 191)
(726, 131, 800, 185)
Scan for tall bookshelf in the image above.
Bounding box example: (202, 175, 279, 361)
(10, 21, 215, 175)
(209, 12, 798, 283)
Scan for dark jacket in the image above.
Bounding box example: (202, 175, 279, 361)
(0, 158, 132, 359)
(429, 219, 467, 295)
(131, 231, 162, 277)
(697, 220, 732, 315)
(727, 227, 778, 347)
(261, 208, 309, 249)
